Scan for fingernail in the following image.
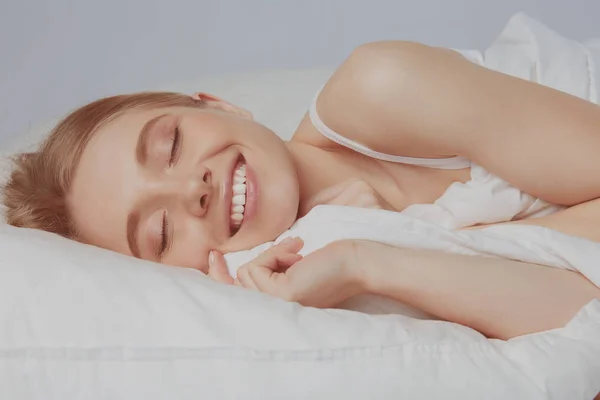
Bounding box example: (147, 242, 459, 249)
(281, 237, 294, 245)
(209, 251, 215, 265)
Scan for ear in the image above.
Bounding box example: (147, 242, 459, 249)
(191, 92, 253, 119)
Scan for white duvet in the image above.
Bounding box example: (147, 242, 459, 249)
(1, 12, 600, 400)
(225, 205, 600, 318)
(228, 203, 600, 394)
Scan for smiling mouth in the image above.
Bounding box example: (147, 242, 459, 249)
(229, 156, 247, 236)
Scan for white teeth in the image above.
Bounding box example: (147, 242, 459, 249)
(232, 194, 246, 206)
(233, 183, 246, 194)
(230, 161, 248, 232)
(232, 205, 244, 214)
(231, 213, 243, 222)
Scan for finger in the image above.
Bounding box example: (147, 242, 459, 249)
(236, 266, 259, 291)
(255, 250, 303, 273)
(273, 253, 303, 272)
(273, 237, 304, 253)
(235, 238, 304, 292)
(236, 252, 301, 290)
(208, 251, 234, 285)
(251, 237, 303, 271)
(248, 264, 290, 299)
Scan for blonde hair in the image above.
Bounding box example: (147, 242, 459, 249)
(2, 92, 204, 239)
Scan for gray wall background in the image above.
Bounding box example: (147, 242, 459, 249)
(1, 0, 600, 144)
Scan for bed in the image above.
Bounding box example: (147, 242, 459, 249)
(1, 13, 599, 400)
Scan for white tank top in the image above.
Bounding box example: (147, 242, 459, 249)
(308, 89, 565, 229)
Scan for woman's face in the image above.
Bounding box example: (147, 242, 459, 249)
(68, 96, 300, 273)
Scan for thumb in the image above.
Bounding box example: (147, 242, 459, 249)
(208, 250, 234, 285)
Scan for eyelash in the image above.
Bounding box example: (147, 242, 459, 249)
(158, 123, 180, 259)
(168, 125, 181, 167)
(158, 210, 169, 258)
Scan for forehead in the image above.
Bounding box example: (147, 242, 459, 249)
(67, 107, 166, 253)
(96, 107, 168, 144)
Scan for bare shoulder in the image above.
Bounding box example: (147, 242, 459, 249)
(292, 40, 469, 157)
(289, 41, 407, 148)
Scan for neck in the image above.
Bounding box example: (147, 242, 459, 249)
(284, 141, 360, 218)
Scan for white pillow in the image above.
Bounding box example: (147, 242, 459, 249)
(2, 13, 600, 399)
(3, 218, 600, 400)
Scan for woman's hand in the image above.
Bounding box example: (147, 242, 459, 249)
(299, 179, 392, 216)
(208, 235, 600, 339)
(208, 238, 368, 308)
(207, 237, 304, 286)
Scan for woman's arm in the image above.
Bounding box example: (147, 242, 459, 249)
(222, 237, 600, 340)
(355, 241, 600, 340)
(314, 41, 600, 206)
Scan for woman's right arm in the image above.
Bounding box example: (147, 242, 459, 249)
(216, 238, 600, 340)
(357, 241, 600, 340)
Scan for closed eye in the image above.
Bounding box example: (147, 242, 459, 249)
(158, 210, 169, 259)
(168, 124, 181, 167)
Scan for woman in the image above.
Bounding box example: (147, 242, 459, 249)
(4, 41, 600, 340)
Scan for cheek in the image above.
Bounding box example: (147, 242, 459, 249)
(166, 224, 213, 273)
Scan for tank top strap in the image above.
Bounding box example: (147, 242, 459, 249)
(308, 86, 471, 170)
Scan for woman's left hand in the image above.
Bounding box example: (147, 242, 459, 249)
(209, 239, 368, 308)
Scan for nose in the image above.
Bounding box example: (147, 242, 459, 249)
(181, 166, 213, 217)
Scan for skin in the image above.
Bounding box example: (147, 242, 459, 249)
(211, 237, 600, 340)
(69, 91, 470, 273)
(69, 94, 300, 273)
(69, 41, 600, 340)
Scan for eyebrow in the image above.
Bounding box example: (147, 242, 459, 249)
(126, 209, 141, 259)
(135, 114, 166, 165)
